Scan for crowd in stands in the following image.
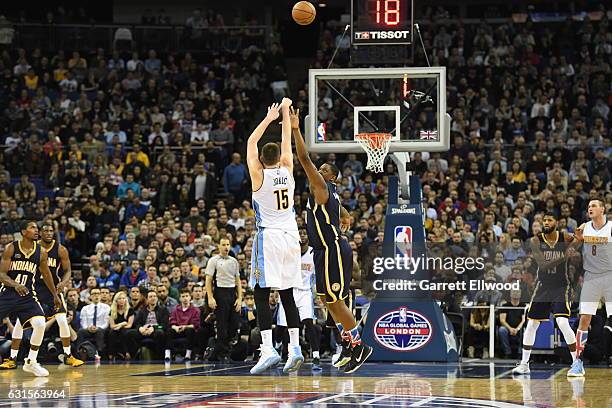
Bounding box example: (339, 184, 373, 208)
(0, 11, 610, 363)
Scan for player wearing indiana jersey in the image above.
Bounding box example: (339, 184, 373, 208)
(0, 220, 60, 376)
(568, 199, 612, 377)
(277, 227, 322, 370)
(291, 107, 372, 374)
(513, 212, 578, 375)
(246, 98, 304, 374)
(6, 222, 84, 368)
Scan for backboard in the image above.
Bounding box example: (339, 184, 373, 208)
(305, 67, 450, 153)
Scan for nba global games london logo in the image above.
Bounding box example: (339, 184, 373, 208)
(374, 307, 432, 351)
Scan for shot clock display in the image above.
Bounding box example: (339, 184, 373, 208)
(351, 0, 413, 45)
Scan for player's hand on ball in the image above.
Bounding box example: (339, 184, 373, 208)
(15, 284, 29, 296)
(266, 103, 280, 122)
(289, 107, 300, 129)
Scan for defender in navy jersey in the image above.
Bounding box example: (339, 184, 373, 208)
(0, 220, 60, 376)
(513, 212, 578, 376)
(291, 107, 372, 374)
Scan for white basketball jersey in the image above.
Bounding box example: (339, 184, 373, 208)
(298, 247, 315, 290)
(582, 219, 612, 274)
(252, 167, 297, 231)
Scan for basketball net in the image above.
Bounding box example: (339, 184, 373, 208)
(355, 133, 392, 173)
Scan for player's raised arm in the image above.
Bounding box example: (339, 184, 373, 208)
(0, 243, 28, 296)
(57, 244, 72, 292)
(247, 103, 280, 190)
(40, 248, 61, 309)
(279, 97, 293, 172)
(290, 107, 329, 205)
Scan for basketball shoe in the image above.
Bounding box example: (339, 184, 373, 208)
(250, 346, 281, 374)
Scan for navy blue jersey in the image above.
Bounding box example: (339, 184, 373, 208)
(536, 232, 568, 286)
(306, 182, 342, 250)
(0, 240, 42, 301)
(36, 241, 63, 298)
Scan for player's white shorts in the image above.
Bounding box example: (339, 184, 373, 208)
(277, 288, 315, 326)
(579, 271, 612, 316)
(250, 228, 301, 291)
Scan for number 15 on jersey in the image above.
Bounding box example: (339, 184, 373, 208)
(274, 189, 289, 210)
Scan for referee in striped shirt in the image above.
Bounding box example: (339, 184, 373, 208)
(205, 238, 242, 361)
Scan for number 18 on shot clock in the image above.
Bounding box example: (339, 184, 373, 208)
(351, 0, 413, 45)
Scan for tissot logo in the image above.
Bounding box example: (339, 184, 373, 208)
(355, 30, 410, 40)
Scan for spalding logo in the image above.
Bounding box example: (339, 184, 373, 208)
(374, 307, 432, 351)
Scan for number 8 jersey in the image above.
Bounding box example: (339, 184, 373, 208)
(252, 167, 298, 231)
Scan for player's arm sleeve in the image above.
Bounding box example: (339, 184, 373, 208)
(0, 244, 18, 288)
(292, 126, 328, 205)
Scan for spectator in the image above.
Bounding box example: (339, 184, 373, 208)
(97, 263, 120, 290)
(78, 288, 111, 358)
(156, 283, 179, 313)
(223, 153, 248, 200)
(467, 301, 490, 358)
(108, 291, 135, 361)
(497, 290, 526, 358)
(121, 262, 147, 289)
(66, 288, 86, 312)
(168, 289, 201, 361)
(129, 290, 169, 359)
(80, 276, 98, 302)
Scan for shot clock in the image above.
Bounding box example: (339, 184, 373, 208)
(351, 0, 413, 45)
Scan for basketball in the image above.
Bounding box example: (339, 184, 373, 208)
(292, 1, 316, 25)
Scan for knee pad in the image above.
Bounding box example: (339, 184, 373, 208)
(29, 316, 46, 347)
(55, 313, 71, 338)
(12, 319, 24, 340)
(522, 319, 540, 346)
(555, 316, 577, 344)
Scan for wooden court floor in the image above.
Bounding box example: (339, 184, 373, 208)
(0, 360, 610, 407)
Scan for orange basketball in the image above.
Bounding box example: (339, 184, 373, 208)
(292, 1, 316, 25)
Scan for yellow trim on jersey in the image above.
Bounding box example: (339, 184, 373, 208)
(18, 241, 36, 259)
(526, 281, 540, 315)
(541, 231, 559, 249)
(527, 317, 550, 321)
(320, 204, 339, 239)
(312, 204, 336, 302)
(334, 239, 344, 298)
(21, 315, 45, 328)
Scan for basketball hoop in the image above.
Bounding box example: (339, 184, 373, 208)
(355, 133, 392, 173)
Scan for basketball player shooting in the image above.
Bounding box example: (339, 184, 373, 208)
(512, 212, 577, 376)
(0, 221, 61, 376)
(246, 98, 304, 374)
(567, 199, 612, 377)
(290, 107, 373, 373)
